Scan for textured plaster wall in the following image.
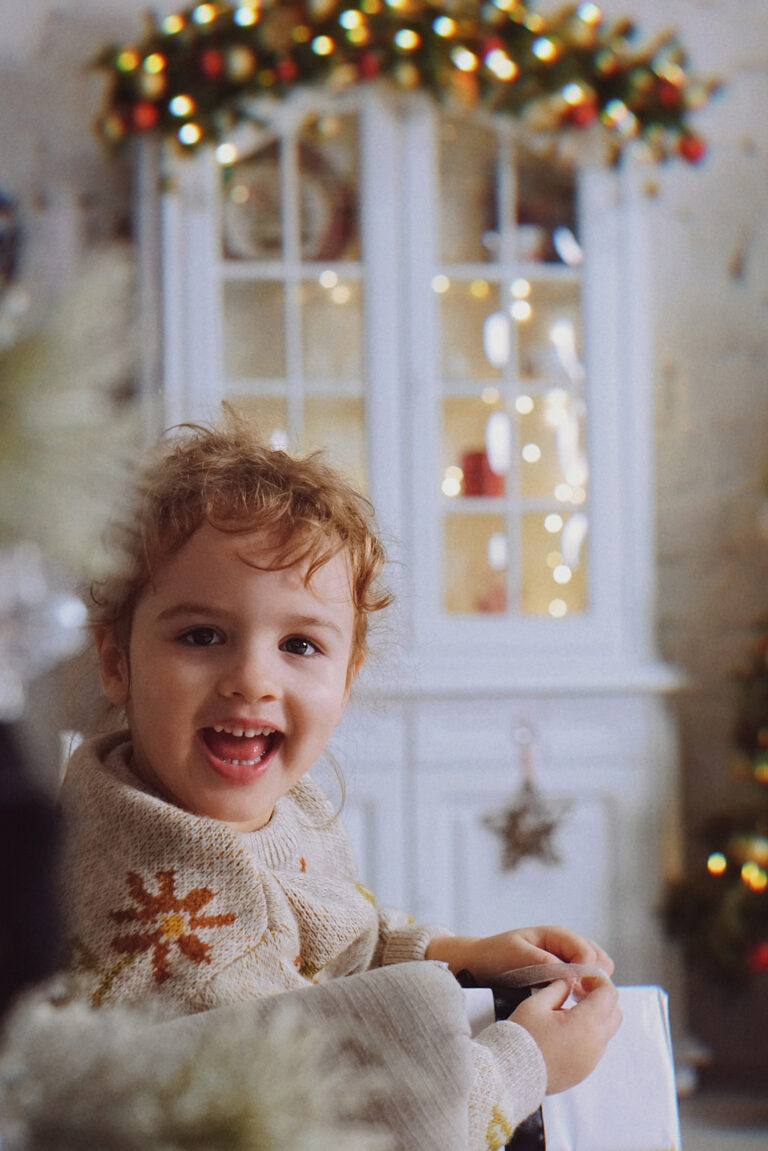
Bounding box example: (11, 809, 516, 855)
(1, 0, 768, 1072)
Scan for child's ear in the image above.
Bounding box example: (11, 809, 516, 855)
(94, 626, 131, 705)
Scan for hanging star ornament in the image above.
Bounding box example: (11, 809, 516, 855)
(483, 779, 571, 870)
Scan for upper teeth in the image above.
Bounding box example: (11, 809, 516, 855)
(213, 725, 275, 738)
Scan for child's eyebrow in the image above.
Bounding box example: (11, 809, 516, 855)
(155, 602, 224, 621)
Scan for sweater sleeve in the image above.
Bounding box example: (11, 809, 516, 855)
(469, 1021, 548, 1149)
(376, 905, 454, 965)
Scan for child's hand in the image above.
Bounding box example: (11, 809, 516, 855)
(510, 976, 622, 1094)
(426, 925, 614, 979)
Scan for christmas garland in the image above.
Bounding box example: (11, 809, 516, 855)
(96, 0, 716, 164)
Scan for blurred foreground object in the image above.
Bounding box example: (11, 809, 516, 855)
(0, 991, 391, 1151)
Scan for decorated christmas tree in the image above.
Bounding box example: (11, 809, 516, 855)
(664, 626, 768, 981)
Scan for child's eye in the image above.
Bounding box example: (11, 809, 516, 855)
(280, 636, 319, 657)
(180, 627, 223, 647)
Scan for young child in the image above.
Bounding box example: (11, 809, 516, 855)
(59, 414, 621, 1149)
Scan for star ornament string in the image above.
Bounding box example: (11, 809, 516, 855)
(483, 722, 571, 870)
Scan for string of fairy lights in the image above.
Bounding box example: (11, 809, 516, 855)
(96, 0, 716, 163)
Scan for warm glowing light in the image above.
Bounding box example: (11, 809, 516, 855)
(511, 299, 532, 321)
(603, 98, 639, 136)
(511, 278, 531, 298)
(442, 467, 463, 498)
(549, 598, 568, 618)
(340, 8, 363, 27)
(756, 762, 768, 783)
(555, 483, 574, 502)
(433, 16, 457, 36)
(482, 387, 501, 405)
(216, 143, 238, 165)
(162, 14, 185, 33)
(313, 35, 335, 55)
(116, 50, 140, 72)
(571, 486, 587, 505)
(234, 6, 259, 26)
(742, 861, 768, 891)
(192, 4, 217, 24)
(544, 513, 563, 533)
(179, 122, 203, 145)
(563, 82, 587, 106)
(319, 270, 339, 288)
(532, 37, 558, 62)
(451, 47, 479, 72)
(395, 29, 420, 50)
(143, 52, 166, 73)
(470, 279, 490, 299)
(431, 274, 450, 293)
(169, 94, 195, 116)
(522, 442, 542, 463)
(707, 852, 727, 875)
(486, 50, 518, 81)
(515, 394, 534, 415)
(577, 2, 602, 24)
(331, 284, 351, 304)
(553, 564, 572, 584)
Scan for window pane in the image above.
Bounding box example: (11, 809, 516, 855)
(224, 394, 288, 448)
(516, 146, 579, 266)
(222, 281, 285, 379)
(440, 279, 502, 381)
(510, 279, 582, 381)
(441, 394, 505, 498)
(439, 117, 498, 264)
(517, 391, 588, 502)
(304, 396, 367, 493)
(521, 511, 588, 617)
(298, 113, 360, 261)
(222, 140, 284, 261)
(444, 513, 508, 615)
(301, 278, 363, 380)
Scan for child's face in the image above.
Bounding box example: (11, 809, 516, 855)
(97, 522, 357, 830)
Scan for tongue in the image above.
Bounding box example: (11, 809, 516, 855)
(203, 729, 272, 762)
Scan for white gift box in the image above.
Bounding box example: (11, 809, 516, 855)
(541, 986, 682, 1151)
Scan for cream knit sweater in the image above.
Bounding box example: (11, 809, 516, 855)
(59, 731, 546, 1150)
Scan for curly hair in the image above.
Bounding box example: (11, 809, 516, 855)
(90, 411, 392, 671)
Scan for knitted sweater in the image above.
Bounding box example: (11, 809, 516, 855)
(59, 731, 546, 1150)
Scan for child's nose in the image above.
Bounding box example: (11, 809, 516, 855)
(218, 644, 280, 703)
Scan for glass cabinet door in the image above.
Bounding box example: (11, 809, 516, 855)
(434, 114, 588, 619)
(218, 107, 367, 492)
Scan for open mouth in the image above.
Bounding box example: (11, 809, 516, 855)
(201, 724, 281, 767)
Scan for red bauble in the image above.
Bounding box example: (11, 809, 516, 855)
(358, 51, 380, 80)
(199, 47, 225, 80)
(657, 79, 682, 110)
(276, 57, 298, 82)
(747, 941, 768, 973)
(564, 100, 598, 128)
(131, 101, 160, 131)
(678, 132, 706, 164)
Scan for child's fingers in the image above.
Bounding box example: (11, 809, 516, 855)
(529, 979, 571, 1010)
(572, 980, 623, 1037)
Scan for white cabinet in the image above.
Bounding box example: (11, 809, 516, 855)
(140, 86, 680, 985)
